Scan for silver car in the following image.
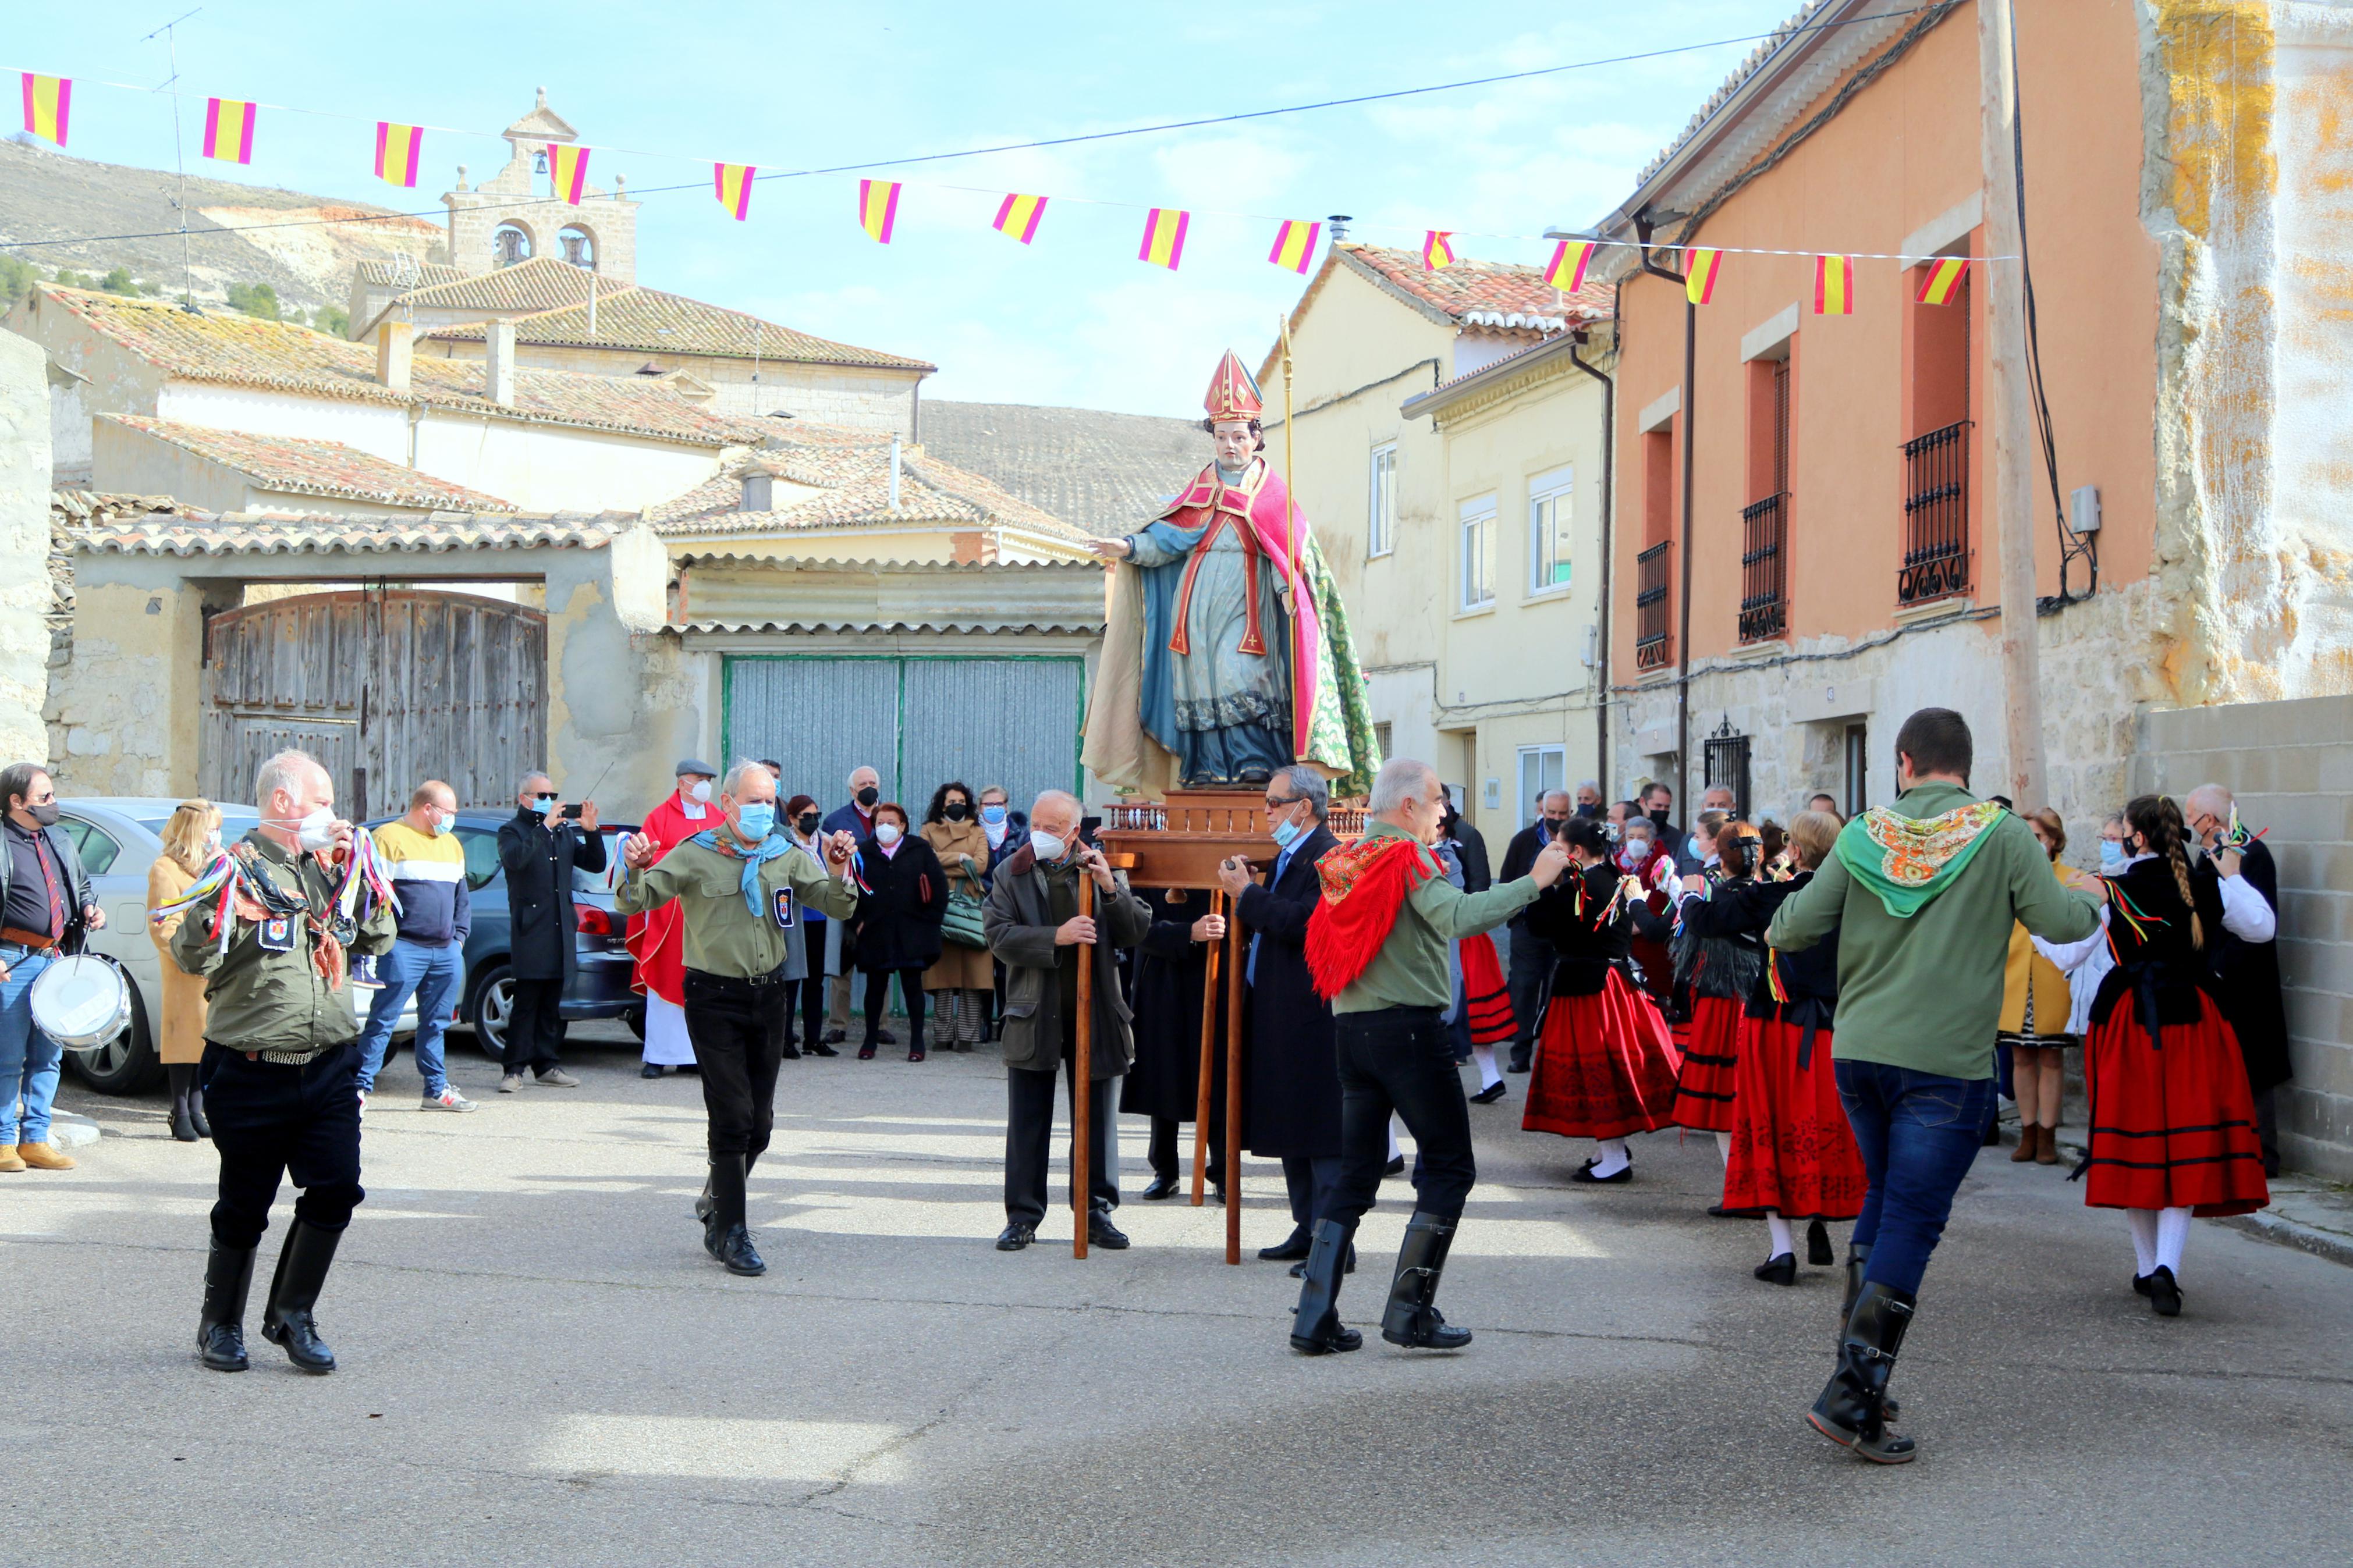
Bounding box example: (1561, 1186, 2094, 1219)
(50, 798, 417, 1094)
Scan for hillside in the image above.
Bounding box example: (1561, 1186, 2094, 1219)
(0, 134, 445, 315)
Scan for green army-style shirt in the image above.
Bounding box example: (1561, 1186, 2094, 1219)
(614, 833, 859, 979)
(1335, 819, 1543, 1015)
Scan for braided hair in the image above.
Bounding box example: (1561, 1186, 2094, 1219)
(2123, 793, 2203, 950)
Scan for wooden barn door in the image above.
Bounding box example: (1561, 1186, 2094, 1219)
(201, 589, 546, 815)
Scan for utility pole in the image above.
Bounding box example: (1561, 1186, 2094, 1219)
(141, 8, 205, 314)
(1978, 0, 2047, 806)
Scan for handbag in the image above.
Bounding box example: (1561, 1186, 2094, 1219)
(941, 854, 989, 948)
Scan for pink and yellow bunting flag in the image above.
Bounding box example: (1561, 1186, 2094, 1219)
(1915, 255, 1969, 306)
(1544, 239, 1595, 293)
(714, 162, 755, 221)
(1422, 230, 1457, 271)
(20, 73, 70, 147)
(1268, 219, 1321, 275)
(548, 143, 590, 205)
(202, 98, 257, 165)
(1685, 247, 1724, 305)
(1813, 253, 1856, 316)
(857, 179, 902, 244)
(993, 193, 1047, 244)
(374, 122, 424, 188)
(1139, 207, 1189, 271)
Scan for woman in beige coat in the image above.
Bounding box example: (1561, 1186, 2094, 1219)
(919, 781, 995, 1051)
(145, 799, 220, 1142)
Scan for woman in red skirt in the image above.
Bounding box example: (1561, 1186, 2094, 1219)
(2033, 794, 2273, 1318)
(1521, 817, 1681, 1183)
(1646, 815, 1761, 1165)
(1680, 811, 1869, 1282)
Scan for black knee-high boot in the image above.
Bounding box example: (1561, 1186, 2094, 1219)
(1808, 1280, 1917, 1463)
(1288, 1218, 1361, 1354)
(167, 1064, 199, 1142)
(703, 1154, 764, 1277)
(260, 1220, 343, 1374)
(197, 1239, 255, 1371)
(1837, 1244, 1901, 1420)
(1380, 1211, 1473, 1349)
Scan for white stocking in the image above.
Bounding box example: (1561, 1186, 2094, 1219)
(2126, 1208, 2159, 1277)
(1589, 1138, 1631, 1178)
(2156, 1206, 2193, 1275)
(1473, 1043, 1502, 1090)
(1715, 1130, 1732, 1164)
(1765, 1209, 1794, 1258)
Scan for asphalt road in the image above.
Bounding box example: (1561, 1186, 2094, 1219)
(6, 1023, 2348, 1567)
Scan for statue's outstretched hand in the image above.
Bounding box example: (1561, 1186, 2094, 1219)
(1085, 537, 1132, 562)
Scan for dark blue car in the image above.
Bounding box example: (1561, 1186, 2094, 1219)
(363, 811, 643, 1057)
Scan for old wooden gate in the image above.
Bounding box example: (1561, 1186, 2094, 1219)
(200, 589, 546, 815)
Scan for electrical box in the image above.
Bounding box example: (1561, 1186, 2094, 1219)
(2070, 484, 2101, 535)
(1483, 778, 1501, 810)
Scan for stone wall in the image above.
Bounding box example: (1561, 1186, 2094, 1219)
(2134, 695, 2353, 1181)
(0, 331, 52, 765)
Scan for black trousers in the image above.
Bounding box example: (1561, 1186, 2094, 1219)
(684, 968, 785, 1161)
(1505, 931, 1553, 1069)
(1283, 1153, 1342, 1228)
(1147, 1115, 1222, 1184)
(1005, 1057, 1120, 1226)
(200, 1040, 364, 1250)
(505, 976, 567, 1074)
(862, 968, 927, 1052)
(1326, 1006, 1476, 1227)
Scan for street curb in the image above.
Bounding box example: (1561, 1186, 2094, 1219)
(2213, 1210, 2353, 1270)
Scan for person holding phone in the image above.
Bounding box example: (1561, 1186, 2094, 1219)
(495, 770, 604, 1094)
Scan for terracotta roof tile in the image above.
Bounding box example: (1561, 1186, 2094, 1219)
(920, 401, 1204, 536)
(355, 259, 466, 290)
(390, 255, 635, 317)
(422, 285, 936, 372)
(98, 415, 519, 511)
(65, 503, 629, 557)
(49, 287, 773, 449)
(1340, 244, 1614, 329)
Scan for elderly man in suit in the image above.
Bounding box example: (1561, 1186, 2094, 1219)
(1219, 764, 1346, 1272)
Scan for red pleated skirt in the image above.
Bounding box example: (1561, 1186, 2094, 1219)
(1722, 1014, 1868, 1220)
(1461, 931, 1514, 1047)
(1671, 994, 1743, 1133)
(1522, 969, 1683, 1140)
(2083, 999, 2270, 1217)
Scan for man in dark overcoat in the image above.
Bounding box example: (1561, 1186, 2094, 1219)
(495, 769, 605, 1093)
(2187, 784, 2292, 1176)
(1218, 764, 1344, 1270)
(1119, 887, 1228, 1201)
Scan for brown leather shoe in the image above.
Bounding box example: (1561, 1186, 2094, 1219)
(2035, 1123, 2061, 1164)
(0, 1146, 24, 1173)
(17, 1142, 76, 1171)
(2009, 1124, 2038, 1162)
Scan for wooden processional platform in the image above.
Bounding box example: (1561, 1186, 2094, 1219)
(1071, 790, 1367, 1264)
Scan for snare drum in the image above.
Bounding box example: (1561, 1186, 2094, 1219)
(27, 952, 134, 1051)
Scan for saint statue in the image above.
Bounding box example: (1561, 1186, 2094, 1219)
(1081, 350, 1379, 797)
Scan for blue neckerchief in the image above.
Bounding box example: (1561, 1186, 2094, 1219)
(689, 827, 794, 916)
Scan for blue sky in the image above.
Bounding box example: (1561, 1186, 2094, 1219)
(10, 1, 1798, 414)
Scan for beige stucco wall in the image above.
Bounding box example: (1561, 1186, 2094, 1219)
(44, 572, 217, 798)
(421, 337, 924, 435)
(0, 330, 53, 765)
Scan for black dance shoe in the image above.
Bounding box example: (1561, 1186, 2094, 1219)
(1141, 1174, 1181, 1201)
(640, 1063, 664, 1079)
(1807, 1218, 1836, 1266)
(1258, 1226, 1312, 1261)
(1755, 1251, 1798, 1285)
(807, 1040, 838, 1058)
(1382, 1155, 1406, 1178)
(2146, 1264, 2182, 1317)
(1470, 1082, 1507, 1104)
(1568, 1157, 1632, 1185)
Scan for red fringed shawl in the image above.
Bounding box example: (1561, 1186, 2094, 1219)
(1305, 834, 1438, 1001)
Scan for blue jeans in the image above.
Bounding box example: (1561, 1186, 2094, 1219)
(356, 938, 463, 1096)
(1834, 1059, 1995, 1297)
(0, 946, 62, 1144)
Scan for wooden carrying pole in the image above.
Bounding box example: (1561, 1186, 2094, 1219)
(1190, 890, 1224, 1205)
(1223, 919, 1245, 1265)
(1073, 875, 1094, 1260)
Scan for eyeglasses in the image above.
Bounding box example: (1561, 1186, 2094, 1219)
(1265, 794, 1304, 810)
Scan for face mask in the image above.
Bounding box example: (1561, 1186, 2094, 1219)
(1649, 807, 1671, 829)
(532, 794, 557, 817)
(687, 780, 712, 804)
(294, 808, 338, 851)
(1578, 802, 1599, 818)
(28, 802, 59, 827)
(981, 805, 1007, 826)
(797, 812, 820, 835)
(877, 823, 903, 847)
(856, 785, 879, 808)
(1617, 842, 1648, 870)
(204, 829, 222, 854)
(430, 810, 454, 837)
(1687, 834, 1705, 861)
(2097, 840, 2126, 872)
(1271, 815, 1303, 850)
(944, 801, 968, 821)
(1030, 829, 1067, 862)
(734, 802, 776, 840)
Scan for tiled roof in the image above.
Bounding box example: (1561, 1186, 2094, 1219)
(422, 285, 936, 372)
(98, 415, 519, 511)
(63, 502, 631, 557)
(355, 259, 465, 290)
(1340, 244, 1614, 329)
(920, 401, 1205, 536)
(47, 287, 773, 449)
(648, 426, 1084, 546)
(388, 255, 634, 318)
(1638, 0, 1834, 188)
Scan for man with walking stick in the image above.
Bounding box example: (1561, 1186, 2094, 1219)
(983, 790, 1151, 1253)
